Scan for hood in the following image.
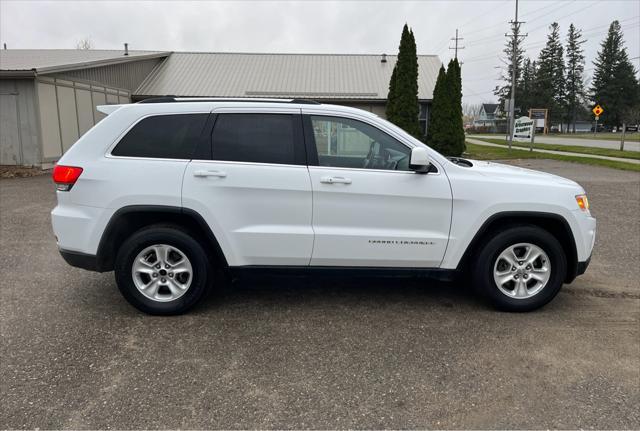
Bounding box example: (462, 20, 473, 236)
(465, 159, 581, 188)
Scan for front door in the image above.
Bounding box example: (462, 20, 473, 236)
(304, 113, 452, 268)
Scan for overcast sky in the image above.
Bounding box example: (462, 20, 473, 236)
(1, 0, 638, 104)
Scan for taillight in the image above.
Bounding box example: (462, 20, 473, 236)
(52, 165, 83, 191)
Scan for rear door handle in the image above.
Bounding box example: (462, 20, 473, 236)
(320, 176, 352, 184)
(193, 170, 227, 178)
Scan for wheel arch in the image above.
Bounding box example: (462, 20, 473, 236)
(95, 205, 228, 272)
(456, 211, 579, 283)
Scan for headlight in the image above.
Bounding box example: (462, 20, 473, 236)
(575, 194, 590, 212)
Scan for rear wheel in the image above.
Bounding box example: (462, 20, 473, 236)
(472, 226, 567, 311)
(114, 226, 211, 315)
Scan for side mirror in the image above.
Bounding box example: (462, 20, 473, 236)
(409, 147, 431, 173)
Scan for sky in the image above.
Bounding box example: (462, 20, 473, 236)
(1, 0, 638, 105)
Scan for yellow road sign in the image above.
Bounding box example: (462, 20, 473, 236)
(593, 105, 604, 116)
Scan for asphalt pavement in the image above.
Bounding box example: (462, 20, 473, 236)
(1, 160, 638, 429)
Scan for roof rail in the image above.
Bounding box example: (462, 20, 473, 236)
(290, 99, 321, 105)
(137, 96, 321, 105)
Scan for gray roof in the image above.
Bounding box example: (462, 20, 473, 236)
(136, 52, 441, 100)
(482, 103, 499, 114)
(0, 49, 170, 74)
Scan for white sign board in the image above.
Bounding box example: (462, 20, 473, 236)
(513, 116, 534, 142)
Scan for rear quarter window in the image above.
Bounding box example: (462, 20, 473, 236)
(111, 114, 208, 159)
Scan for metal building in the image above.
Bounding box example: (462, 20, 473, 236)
(0, 49, 169, 166)
(1, 49, 441, 167)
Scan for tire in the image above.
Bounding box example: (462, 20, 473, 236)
(472, 225, 567, 312)
(114, 225, 211, 315)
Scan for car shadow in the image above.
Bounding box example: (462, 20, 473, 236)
(195, 273, 486, 313)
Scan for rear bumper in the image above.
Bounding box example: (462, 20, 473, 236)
(59, 249, 104, 272)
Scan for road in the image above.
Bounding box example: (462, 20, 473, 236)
(1, 160, 639, 429)
(469, 134, 640, 152)
(466, 138, 640, 164)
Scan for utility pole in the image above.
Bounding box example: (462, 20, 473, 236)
(449, 29, 464, 60)
(506, 0, 526, 150)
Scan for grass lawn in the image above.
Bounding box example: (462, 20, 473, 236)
(464, 142, 640, 172)
(470, 137, 640, 160)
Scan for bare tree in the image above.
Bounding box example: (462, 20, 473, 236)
(462, 102, 482, 118)
(76, 37, 93, 50)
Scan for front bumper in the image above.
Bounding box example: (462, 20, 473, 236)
(576, 255, 591, 277)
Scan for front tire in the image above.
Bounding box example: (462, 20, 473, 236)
(114, 226, 211, 315)
(472, 226, 567, 312)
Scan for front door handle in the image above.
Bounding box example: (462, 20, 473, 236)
(193, 170, 227, 178)
(320, 176, 352, 184)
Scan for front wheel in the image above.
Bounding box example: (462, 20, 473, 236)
(114, 226, 211, 315)
(472, 226, 567, 312)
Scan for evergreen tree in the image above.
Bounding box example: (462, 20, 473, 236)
(533, 23, 565, 129)
(448, 58, 465, 156)
(516, 58, 537, 115)
(426, 61, 465, 157)
(494, 21, 525, 107)
(385, 24, 421, 137)
(590, 20, 639, 127)
(426, 66, 449, 154)
(386, 63, 398, 123)
(565, 24, 586, 133)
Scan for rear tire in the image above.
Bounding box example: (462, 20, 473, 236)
(114, 225, 211, 315)
(472, 225, 567, 312)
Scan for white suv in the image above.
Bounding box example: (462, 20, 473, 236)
(51, 98, 596, 314)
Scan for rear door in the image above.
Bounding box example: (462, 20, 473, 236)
(182, 107, 313, 267)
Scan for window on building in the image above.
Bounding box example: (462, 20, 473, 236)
(212, 114, 296, 165)
(111, 114, 208, 159)
(419, 103, 428, 136)
(309, 116, 411, 171)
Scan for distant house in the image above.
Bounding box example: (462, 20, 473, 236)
(473, 103, 500, 130)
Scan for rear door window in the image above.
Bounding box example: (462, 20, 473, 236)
(111, 114, 208, 159)
(211, 113, 301, 165)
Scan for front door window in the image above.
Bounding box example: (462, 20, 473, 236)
(309, 116, 411, 171)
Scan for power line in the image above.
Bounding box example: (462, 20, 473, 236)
(432, 0, 510, 54)
(462, 0, 566, 37)
(463, 20, 639, 64)
(525, 1, 598, 34)
(464, 0, 577, 48)
(464, 1, 611, 49)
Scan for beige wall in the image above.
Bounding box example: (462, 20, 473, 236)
(326, 102, 388, 119)
(35, 77, 130, 161)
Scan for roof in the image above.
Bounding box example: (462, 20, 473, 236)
(482, 103, 499, 114)
(136, 52, 441, 100)
(0, 49, 170, 75)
